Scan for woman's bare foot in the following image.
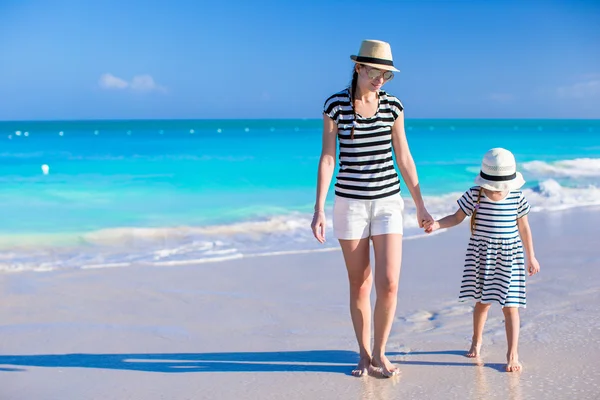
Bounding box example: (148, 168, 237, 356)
(466, 340, 482, 358)
(371, 355, 400, 377)
(351, 355, 373, 377)
(506, 353, 522, 372)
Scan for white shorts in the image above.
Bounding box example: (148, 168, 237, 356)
(332, 194, 404, 240)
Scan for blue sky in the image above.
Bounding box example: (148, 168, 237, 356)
(0, 0, 598, 120)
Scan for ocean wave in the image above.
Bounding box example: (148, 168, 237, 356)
(397, 180, 599, 231)
(524, 179, 600, 211)
(466, 158, 600, 180)
(522, 158, 600, 178)
(81, 216, 314, 246)
(0, 165, 598, 273)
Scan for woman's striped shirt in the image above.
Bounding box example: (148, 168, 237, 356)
(323, 88, 403, 200)
(458, 187, 531, 239)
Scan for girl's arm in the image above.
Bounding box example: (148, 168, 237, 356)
(517, 215, 541, 275)
(391, 110, 432, 227)
(311, 115, 337, 243)
(424, 209, 467, 233)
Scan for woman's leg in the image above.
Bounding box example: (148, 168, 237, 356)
(502, 306, 522, 372)
(467, 302, 491, 357)
(339, 237, 373, 376)
(370, 233, 403, 376)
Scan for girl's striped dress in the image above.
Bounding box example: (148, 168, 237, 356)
(457, 186, 531, 308)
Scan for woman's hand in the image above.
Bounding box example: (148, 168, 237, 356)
(416, 206, 433, 229)
(311, 211, 326, 243)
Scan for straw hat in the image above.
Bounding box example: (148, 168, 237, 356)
(474, 148, 526, 191)
(350, 40, 400, 72)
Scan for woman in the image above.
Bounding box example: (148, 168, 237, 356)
(311, 39, 432, 377)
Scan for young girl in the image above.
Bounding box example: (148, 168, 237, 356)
(424, 148, 540, 372)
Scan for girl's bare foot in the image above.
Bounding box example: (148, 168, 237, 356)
(371, 355, 400, 377)
(351, 355, 373, 377)
(506, 353, 522, 372)
(466, 340, 482, 358)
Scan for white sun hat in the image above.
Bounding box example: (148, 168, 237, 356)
(474, 148, 526, 191)
(350, 39, 400, 72)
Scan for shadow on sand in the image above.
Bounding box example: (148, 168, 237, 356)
(0, 349, 507, 374)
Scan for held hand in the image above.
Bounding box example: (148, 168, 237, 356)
(311, 211, 326, 243)
(528, 257, 540, 276)
(423, 220, 439, 234)
(417, 206, 433, 229)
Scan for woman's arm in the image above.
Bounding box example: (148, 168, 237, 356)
(314, 115, 337, 211)
(391, 109, 432, 227)
(311, 115, 337, 243)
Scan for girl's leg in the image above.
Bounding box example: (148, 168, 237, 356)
(371, 233, 403, 376)
(502, 306, 522, 372)
(339, 238, 373, 377)
(467, 302, 491, 357)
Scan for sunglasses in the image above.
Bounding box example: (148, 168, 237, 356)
(365, 67, 394, 82)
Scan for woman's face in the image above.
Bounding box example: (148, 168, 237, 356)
(357, 65, 394, 92)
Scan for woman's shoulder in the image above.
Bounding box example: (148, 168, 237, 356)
(379, 90, 404, 111)
(323, 88, 351, 117)
(324, 88, 350, 103)
(379, 89, 399, 100)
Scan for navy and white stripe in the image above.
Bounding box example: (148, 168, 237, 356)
(457, 186, 531, 308)
(457, 187, 530, 239)
(323, 88, 403, 200)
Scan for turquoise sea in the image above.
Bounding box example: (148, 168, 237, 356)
(1, 119, 599, 271)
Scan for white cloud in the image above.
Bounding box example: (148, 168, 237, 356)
(98, 73, 166, 93)
(557, 79, 600, 99)
(99, 73, 129, 89)
(489, 93, 514, 103)
(130, 74, 166, 92)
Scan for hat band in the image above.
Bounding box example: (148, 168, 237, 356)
(480, 171, 516, 182)
(354, 56, 394, 66)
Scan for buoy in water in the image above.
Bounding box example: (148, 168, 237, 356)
(41, 164, 50, 175)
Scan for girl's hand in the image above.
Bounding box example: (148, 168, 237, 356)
(528, 257, 540, 276)
(417, 206, 433, 229)
(423, 220, 439, 234)
(311, 211, 326, 243)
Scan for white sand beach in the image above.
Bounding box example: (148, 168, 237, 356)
(1, 208, 599, 400)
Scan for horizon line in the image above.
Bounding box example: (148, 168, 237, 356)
(1, 117, 599, 124)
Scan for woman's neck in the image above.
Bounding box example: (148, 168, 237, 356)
(354, 85, 378, 102)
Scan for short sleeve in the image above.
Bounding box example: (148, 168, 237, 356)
(517, 191, 530, 219)
(323, 95, 340, 122)
(457, 188, 475, 216)
(386, 94, 404, 120)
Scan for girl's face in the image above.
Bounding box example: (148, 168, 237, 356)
(357, 65, 394, 92)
